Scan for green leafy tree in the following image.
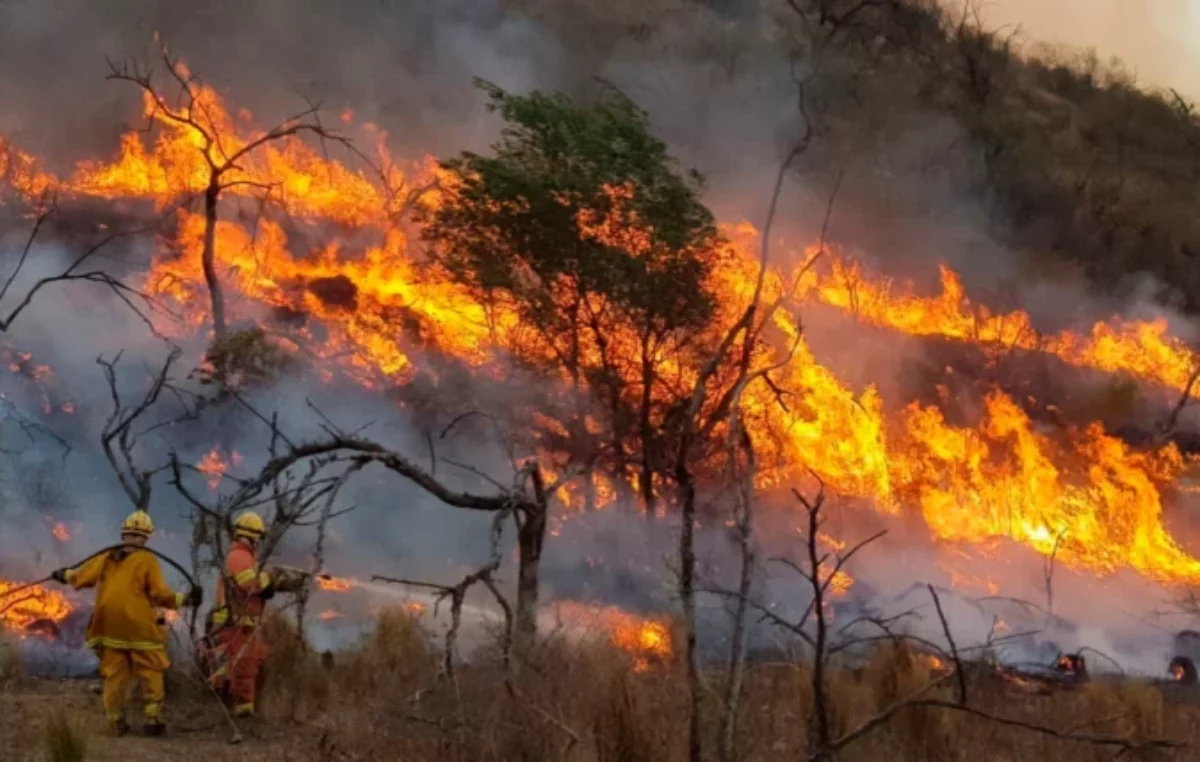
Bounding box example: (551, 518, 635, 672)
(423, 81, 723, 516)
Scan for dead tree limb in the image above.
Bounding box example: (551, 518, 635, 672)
(1044, 527, 1068, 618)
(718, 423, 756, 762)
(374, 559, 503, 680)
(107, 41, 351, 344)
(0, 217, 168, 336)
(97, 346, 185, 511)
(797, 480, 833, 761)
(926, 584, 967, 705)
(1159, 358, 1200, 441)
(888, 700, 1183, 754)
(295, 462, 364, 640)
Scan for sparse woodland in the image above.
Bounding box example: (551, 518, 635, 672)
(4, 1, 1200, 761)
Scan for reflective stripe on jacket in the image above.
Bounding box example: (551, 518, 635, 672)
(211, 539, 271, 630)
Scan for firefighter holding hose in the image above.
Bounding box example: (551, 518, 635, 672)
(205, 510, 298, 718)
(50, 510, 202, 737)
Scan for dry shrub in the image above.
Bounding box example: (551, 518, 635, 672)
(803, 642, 957, 762)
(337, 605, 434, 692)
(1075, 681, 1168, 762)
(43, 705, 86, 762)
(588, 647, 679, 762)
(0, 636, 21, 685)
(260, 611, 331, 719)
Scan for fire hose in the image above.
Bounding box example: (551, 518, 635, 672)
(0, 543, 199, 602)
(0, 543, 199, 606)
(0, 544, 252, 741)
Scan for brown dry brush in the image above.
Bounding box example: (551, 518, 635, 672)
(135, 602, 1194, 762)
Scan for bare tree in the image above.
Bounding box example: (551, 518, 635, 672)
(166, 403, 556, 648)
(703, 481, 1183, 760)
(97, 345, 194, 512)
(105, 42, 350, 344)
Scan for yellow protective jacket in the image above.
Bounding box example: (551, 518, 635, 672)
(67, 548, 186, 651)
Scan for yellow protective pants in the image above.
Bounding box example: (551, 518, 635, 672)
(98, 647, 170, 723)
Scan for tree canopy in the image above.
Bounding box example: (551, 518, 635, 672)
(423, 81, 728, 514)
(424, 80, 721, 337)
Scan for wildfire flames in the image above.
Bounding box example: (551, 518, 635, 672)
(4, 61, 1200, 613)
(196, 447, 243, 490)
(0, 580, 73, 633)
(315, 576, 354, 592)
(552, 601, 673, 671)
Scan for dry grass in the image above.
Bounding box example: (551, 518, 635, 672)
(2, 610, 1200, 761)
(252, 610, 1200, 761)
(43, 705, 87, 762)
(0, 635, 21, 684)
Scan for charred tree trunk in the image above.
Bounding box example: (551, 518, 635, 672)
(805, 491, 832, 761)
(515, 469, 548, 646)
(639, 333, 658, 520)
(202, 178, 227, 341)
(718, 426, 756, 762)
(676, 456, 701, 762)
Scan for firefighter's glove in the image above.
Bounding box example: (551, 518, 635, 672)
(50, 568, 69, 584)
(187, 586, 204, 608)
(259, 583, 276, 602)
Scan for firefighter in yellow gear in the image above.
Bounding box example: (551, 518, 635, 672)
(51, 510, 201, 737)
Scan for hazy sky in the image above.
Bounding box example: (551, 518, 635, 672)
(981, 0, 1200, 96)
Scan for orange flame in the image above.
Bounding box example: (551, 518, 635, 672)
(0, 579, 73, 632)
(195, 447, 242, 490)
(318, 609, 341, 621)
(315, 576, 353, 592)
(3, 67, 1200, 592)
(552, 601, 673, 671)
(50, 522, 70, 543)
(806, 257, 1199, 396)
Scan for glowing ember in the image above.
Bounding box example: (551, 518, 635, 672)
(315, 576, 353, 592)
(195, 447, 242, 490)
(50, 522, 70, 543)
(318, 609, 341, 621)
(0, 579, 73, 633)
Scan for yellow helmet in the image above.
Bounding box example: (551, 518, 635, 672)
(121, 510, 154, 537)
(233, 511, 265, 541)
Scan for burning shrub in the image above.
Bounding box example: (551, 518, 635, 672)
(860, 642, 955, 761)
(199, 325, 292, 389)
